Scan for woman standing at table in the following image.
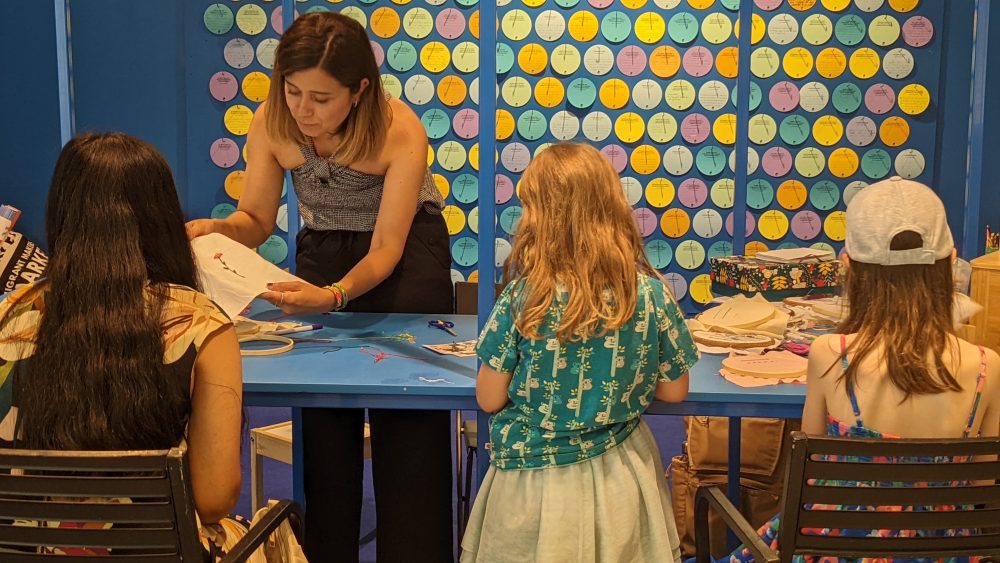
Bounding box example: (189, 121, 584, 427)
(186, 12, 454, 562)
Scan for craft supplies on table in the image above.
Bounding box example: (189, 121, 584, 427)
(710, 254, 842, 299)
(428, 319, 457, 336)
(719, 350, 808, 388)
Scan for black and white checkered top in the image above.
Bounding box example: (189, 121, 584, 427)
(290, 142, 444, 232)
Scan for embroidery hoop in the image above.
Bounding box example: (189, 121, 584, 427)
(698, 299, 776, 329)
(692, 330, 776, 349)
(238, 333, 294, 356)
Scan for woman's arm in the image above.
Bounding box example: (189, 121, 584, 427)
(186, 103, 285, 247)
(801, 334, 836, 435)
(337, 108, 430, 301)
(655, 372, 689, 403)
(186, 325, 243, 524)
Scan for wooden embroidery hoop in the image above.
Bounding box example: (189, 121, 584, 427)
(692, 331, 776, 349)
(698, 299, 776, 329)
(238, 333, 294, 356)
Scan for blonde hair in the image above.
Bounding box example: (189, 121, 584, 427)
(265, 12, 390, 164)
(504, 143, 658, 341)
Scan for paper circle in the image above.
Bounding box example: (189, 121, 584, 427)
(879, 116, 910, 147)
(338, 7, 366, 30)
(501, 9, 531, 40)
(404, 74, 434, 105)
(801, 14, 834, 45)
(224, 38, 255, 69)
(828, 147, 860, 178)
(224, 105, 253, 136)
(748, 114, 778, 145)
(601, 11, 632, 43)
(831, 82, 863, 113)
(212, 203, 236, 220)
(622, 177, 644, 206)
(584, 44, 615, 76)
(499, 205, 523, 234)
(495, 175, 515, 204)
(810, 180, 840, 210)
(846, 116, 878, 147)
(500, 142, 531, 173)
(733, 82, 763, 112)
(631, 145, 661, 175)
(534, 77, 565, 108)
(661, 208, 691, 238)
(734, 13, 767, 44)
(645, 240, 673, 269)
(636, 12, 667, 44)
(496, 109, 516, 140)
(747, 179, 775, 210)
(777, 179, 808, 210)
(791, 210, 823, 240)
(698, 80, 729, 111)
(258, 236, 288, 265)
(647, 113, 679, 143)
(501, 76, 531, 107)
(600, 78, 631, 110)
(442, 205, 467, 235)
(768, 13, 799, 45)
(550, 110, 580, 140)
(783, 47, 814, 79)
(615, 112, 646, 144)
(727, 211, 756, 237)
(799, 82, 830, 113)
(210, 138, 240, 169)
(888, 0, 919, 12)
(823, 211, 847, 241)
(681, 113, 711, 144)
(693, 209, 725, 238)
(869, 14, 901, 46)
(898, 83, 930, 115)
(822, 0, 851, 10)
(643, 178, 674, 208)
(902, 15, 934, 47)
(795, 147, 826, 178)
(452, 41, 480, 73)
(708, 179, 734, 209)
(372, 7, 402, 38)
(382, 74, 402, 99)
(712, 114, 737, 146)
(255, 38, 278, 70)
(816, 48, 847, 79)
(241, 72, 269, 103)
(569, 11, 600, 42)
(702, 12, 733, 44)
(779, 115, 811, 146)
(204, 3, 235, 35)
(729, 147, 760, 175)
(666, 80, 697, 111)
(812, 115, 844, 146)
(451, 236, 479, 267)
(861, 148, 892, 179)
(420, 41, 451, 73)
(683, 46, 714, 77)
(618, 45, 649, 77)
(696, 146, 727, 176)
(751, 47, 780, 79)
(438, 140, 468, 172)
(664, 146, 694, 176)
(435, 8, 465, 39)
(676, 241, 706, 271)
(432, 174, 450, 200)
(635, 79, 665, 110)
(855, 0, 886, 12)
(403, 7, 434, 39)
(387, 41, 418, 72)
(763, 146, 794, 177)
(895, 148, 925, 179)
(210, 71, 239, 102)
(551, 44, 582, 76)
(759, 210, 790, 240)
(835, 14, 867, 46)
(715, 46, 739, 78)
(755, 0, 785, 10)
(850, 48, 881, 79)
(668, 12, 700, 45)
(582, 112, 613, 142)
(601, 145, 629, 174)
(567, 77, 598, 109)
(883, 47, 915, 79)
(496, 43, 515, 73)
(421, 108, 449, 140)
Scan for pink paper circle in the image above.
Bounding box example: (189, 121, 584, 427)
(210, 138, 240, 168)
(589, 0, 614, 8)
(864, 83, 896, 115)
(902, 16, 934, 48)
(617, 46, 648, 77)
(371, 41, 385, 68)
(678, 178, 709, 208)
(436, 8, 466, 40)
(209, 71, 239, 102)
(633, 208, 658, 237)
(453, 108, 480, 139)
(725, 211, 756, 237)
(769, 81, 800, 112)
(762, 147, 794, 177)
(681, 113, 711, 145)
(683, 46, 714, 78)
(495, 175, 514, 204)
(791, 210, 822, 240)
(601, 145, 628, 173)
(754, 0, 784, 11)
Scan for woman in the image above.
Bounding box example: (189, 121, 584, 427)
(186, 12, 454, 562)
(0, 133, 244, 555)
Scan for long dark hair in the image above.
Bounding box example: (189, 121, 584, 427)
(835, 231, 960, 400)
(266, 11, 390, 164)
(17, 132, 198, 450)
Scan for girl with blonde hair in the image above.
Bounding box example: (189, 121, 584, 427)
(463, 143, 697, 563)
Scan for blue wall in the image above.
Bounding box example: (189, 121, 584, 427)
(4, 1, 999, 258)
(0, 2, 63, 246)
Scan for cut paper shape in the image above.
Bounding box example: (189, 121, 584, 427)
(898, 83, 930, 115)
(846, 115, 878, 147)
(768, 13, 799, 45)
(883, 47, 915, 79)
(224, 38, 255, 69)
(835, 14, 866, 46)
(869, 14, 901, 46)
(722, 350, 807, 379)
(204, 3, 235, 35)
(690, 274, 713, 305)
(801, 14, 833, 46)
(746, 179, 775, 210)
(236, 3, 267, 35)
(831, 82, 863, 113)
(823, 211, 847, 241)
(224, 105, 253, 136)
(726, 211, 757, 237)
(645, 240, 673, 269)
(902, 15, 933, 47)
(791, 210, 823, 240)
(759, 210, 790, 240)
(210, 71, 238, 102)
(779, 115, 810, 146)
(585, 44, 615, 76)
(676, 240, 706, 271)
(256, 38, 279, 70)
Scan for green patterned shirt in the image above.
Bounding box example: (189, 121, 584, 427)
(476, 274, 698, 470)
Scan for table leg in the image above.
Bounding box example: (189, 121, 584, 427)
(292, 407, 305, 508)
(727, 416, 742, 550)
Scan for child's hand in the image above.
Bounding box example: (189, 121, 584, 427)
(259, 281, 337, 316)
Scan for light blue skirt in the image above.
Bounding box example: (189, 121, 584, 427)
(461, 419, 682, 563)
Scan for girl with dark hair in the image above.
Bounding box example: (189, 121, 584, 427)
(0, 132, 244, 555)
(185, 11, 454, 562)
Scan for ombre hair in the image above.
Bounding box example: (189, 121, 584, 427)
(265, 12, 390, 164)
(503, 143, 658, 341)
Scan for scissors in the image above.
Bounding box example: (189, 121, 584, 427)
(428, 319, 457, 336)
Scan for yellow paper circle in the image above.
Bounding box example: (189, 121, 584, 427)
(734, 14, 766, 45)
(615, 112, 646, 144)
(715, 47, 739, 79)
(812, 115, 844, 146)
(470, 10, 479, 39)
(622, 0, 648, 8)
(665, 80, 696, 111)
(759, 210, 790, 240)
(748, 114, 777, 145)
(801, 14, 834, 45)
(600, 79, 631, 110)
(713, 113, 738, 145)
(821, 0, 851, 10)
(501, 9, 532, 41)
(534, 77, 565, 108)
(687, 0, 715, 8)
(518, 43, 548, 75)
(568, 11, 599, 42)
(869, 15, 901, 46)
(427, 145, 434, 167)
(225, 170, 246, 200)
(788, 0, 817, 9)
(442, 205, 466, 235)
(661, 208, 691, 238)
(436, 140, 467, 172)
(432, 174, 449, 199)
(690, 274, 714, 305)
(879, 116, 910, 147)
(828, 147, 859, 178)
(496, 109, 516, 141)
(420, 41, 451, 73)
(777, 180, 808, 210)
(888, 0, 919, 12)
(437, 76, 467, 107)
(243, 142, 248, 164)
(636, 12, 666, 44)
(224, 104, 253, 136)
(631, 145, 661, 175)
(469, 143, 480, 171)
(370, 7, 401, 38)
(816, 48, 847, 78)
(650, 46, 682, 78)
(745, 241, 769, 256)
(824, 211, 847, 241)
(782, 47, 814, 79)
(645, 178, 675, 208)
(701, 12, 732, 45)
(898, 83, 930, 115)
(849, 48, 881, 79)
(523, 0, 546, 8)
(751, 47, 780, 79)
(241, 71, 270, 103)
(550, 44, 582, 76)
(647, 113, 679, 143)
(795, 147, 826, 178)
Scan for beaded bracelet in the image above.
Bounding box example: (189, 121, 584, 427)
(324, 282, 349, 311)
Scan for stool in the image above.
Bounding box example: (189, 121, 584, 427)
(250, 420, 371, 513)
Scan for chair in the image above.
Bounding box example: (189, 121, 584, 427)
(0, 446, 301, 562)
(695, 431, 1000, 562)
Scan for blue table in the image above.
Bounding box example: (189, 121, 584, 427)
(241, 311, 807, 510)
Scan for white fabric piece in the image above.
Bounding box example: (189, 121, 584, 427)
(191, 233, 303, 318)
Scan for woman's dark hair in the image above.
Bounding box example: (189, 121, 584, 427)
(18, 132, 198, 450)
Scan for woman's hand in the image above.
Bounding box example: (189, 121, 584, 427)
(259, 281, 337, 315)
(185, 219, 219, 241)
